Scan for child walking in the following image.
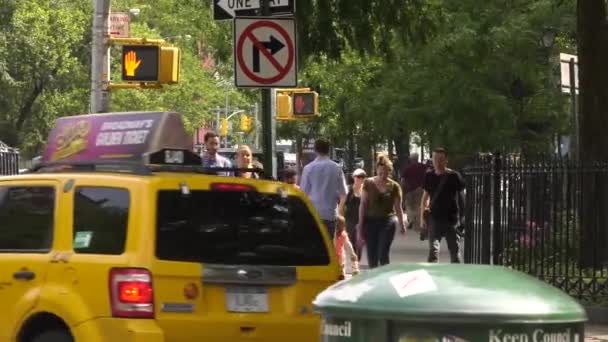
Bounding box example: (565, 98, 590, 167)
(335, 215, 360, 277)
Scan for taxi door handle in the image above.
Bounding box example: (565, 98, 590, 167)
(13, 271, 35, 281)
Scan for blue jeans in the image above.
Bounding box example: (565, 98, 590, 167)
(322, 220, 336, 239)
(364, 216, 397, 268)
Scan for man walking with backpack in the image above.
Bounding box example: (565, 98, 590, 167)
(420, 148, 465, 263)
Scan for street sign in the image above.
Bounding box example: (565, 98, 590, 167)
(213, 0, 295, 20)
(109, 12, 130, 38)
(234, 17, 297, 88)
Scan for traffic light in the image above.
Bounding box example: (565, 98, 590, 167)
(275, 88, 319, 120)
(292, 91, 319, 117)
(122, 45, 159, 82)
(276, 91, 293, 121)
(240, 114, 252, 132)
(121, 44, 180, 84)
(159, 46, 180, 84)
(220, 118, 228, 136)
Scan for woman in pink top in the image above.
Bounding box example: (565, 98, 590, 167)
(335, 216, 360, 277)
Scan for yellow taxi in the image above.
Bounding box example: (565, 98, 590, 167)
(0, 111, 341, 342)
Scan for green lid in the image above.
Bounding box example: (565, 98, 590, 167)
(313, 263, 587, 324)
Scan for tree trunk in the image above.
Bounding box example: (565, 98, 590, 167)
(393, 131, 411, 178)
(347, 129, 356, 173)
(16, 80, 44, 132)
(577, 0, 608, 266)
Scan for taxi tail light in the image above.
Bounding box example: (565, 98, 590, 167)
(109, 268, 154, 318)
(211, 183, 255, 192)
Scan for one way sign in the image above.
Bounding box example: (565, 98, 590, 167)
(213, 0, 295, 20)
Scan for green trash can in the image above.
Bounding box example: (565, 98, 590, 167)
(313, 263, 586, 342)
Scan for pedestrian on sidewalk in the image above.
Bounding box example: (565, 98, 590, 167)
(234, 145, 259, 179)
(282, 168, 300, 189)
(334, 215, 360, 277)
(340, 168, 366, 261)
(400, 153, 429, 240)
(357, 155, 406, 268)
(420, 147, 465, 263)
(300, 138, 348, 239)
(201, 132, 232, 176)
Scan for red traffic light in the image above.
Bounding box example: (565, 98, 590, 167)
(292, 92, 318, 116)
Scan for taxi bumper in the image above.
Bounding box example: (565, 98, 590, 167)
(71, 315, 321, 342)
(72, 317, 164, 342)
(157, 315, 321, 342)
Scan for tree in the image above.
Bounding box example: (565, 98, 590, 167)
(576, 0, 608, 266)
(0, 0, 91, 156)
(577, 0, 608, 162)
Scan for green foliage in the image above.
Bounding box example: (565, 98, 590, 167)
(0, 0, 91, 156)
(0, 0, 578, 161)
(0, 0, 255, 157)
(284, 0, 577, 158)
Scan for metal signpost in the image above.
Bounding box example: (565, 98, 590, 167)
(91, 0, 111, 113)
(219, 0, 295, 178)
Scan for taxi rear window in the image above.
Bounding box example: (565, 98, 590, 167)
(155, 189, 330, 266)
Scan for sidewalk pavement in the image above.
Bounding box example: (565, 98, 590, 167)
(586, 325, 608, 341)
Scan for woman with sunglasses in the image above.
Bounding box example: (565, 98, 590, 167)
(356, 155, 406, 268)
(340, 168, 367, 261)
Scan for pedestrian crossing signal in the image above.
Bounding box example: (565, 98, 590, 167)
(293, 92, 318, 116)
(122, 45, 160, 82)
(121, 44, 180, 84)
(276, 92, 292, 120)
(275, 88, 319, 120)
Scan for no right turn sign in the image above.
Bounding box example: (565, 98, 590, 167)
(234, 17, 297, 88)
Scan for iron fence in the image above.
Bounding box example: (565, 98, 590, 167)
(463, 154, 608, 304)
(0, 141, 19, 175)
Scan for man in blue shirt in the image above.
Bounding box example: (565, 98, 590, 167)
(201, 132, 232, 176)
(300, 139, 348, 238)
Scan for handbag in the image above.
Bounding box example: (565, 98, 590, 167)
(423, 172, 450, 225)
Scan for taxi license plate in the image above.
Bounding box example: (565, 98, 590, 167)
(225, 286, 269, 313)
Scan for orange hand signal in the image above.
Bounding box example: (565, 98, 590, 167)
(124, 50, 141, 77)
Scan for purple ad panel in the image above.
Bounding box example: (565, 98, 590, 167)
(42, 112, 167, 163)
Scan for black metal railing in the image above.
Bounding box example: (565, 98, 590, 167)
(463, 154, 608, 304)
(0, 141, 19, 175)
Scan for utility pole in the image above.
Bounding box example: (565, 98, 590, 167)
(260, 0, 276, 178)
(90, 0, 111, 113)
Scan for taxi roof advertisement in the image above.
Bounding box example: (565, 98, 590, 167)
(42, 111, 192, 163)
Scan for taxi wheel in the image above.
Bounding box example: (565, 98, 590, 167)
(32, 330, 73, 342)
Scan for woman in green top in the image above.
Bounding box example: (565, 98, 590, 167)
(356, 155, 406, 268)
